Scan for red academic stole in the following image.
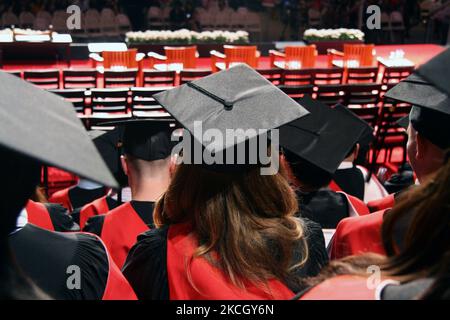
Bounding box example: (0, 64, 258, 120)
(329, 209, 388, 260)
(48, 188, 72, 211)
(300, 275, 378, 300)
(79, 196, 110, 229)
(26, 200, 54, 231)
(367, 194, 395, 213)
(100, 202, 150, 268)
(79, 232, 137, 300)
(329, 181, 370, 217)
(167, 223, 295, 300)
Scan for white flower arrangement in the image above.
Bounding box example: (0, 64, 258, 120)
(0, 28, 53, 35)
(303, 28, 364, 41)
(126, 29, 249, 44)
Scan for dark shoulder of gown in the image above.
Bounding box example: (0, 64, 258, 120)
(296, 189, 349, 229)
(381, 279, 434, 300)
(9, 224, 109, 300)
(71, 195, 119, 226)
(122, 225, 169, 300)
(333, 166, 365, 200)
(83, 215, 106, 235)
(43, 203, 80, 232)
(285, 217, 328, 292)
(69, 186, 108, 210)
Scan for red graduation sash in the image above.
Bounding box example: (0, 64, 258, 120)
(26, 200, 55, 231)
(100, 202, 150, 268)
(329, 209, 388, 259)
(167, 223, 295, 300)
(48, 188, 72, 211)
(79, 195, 110, 229)
(367, 194, 395, 213)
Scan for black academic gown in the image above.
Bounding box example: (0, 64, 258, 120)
(333, 165, 366, 201)
(49, 186, 108, 211)
(296, 189, 349, 229)
(122, 217, 328, 300)
(26, 200, 80, 232)
(9, 224, 136, 300)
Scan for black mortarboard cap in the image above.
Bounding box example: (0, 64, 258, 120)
(0, 71, 116, 187)
(397, 115, 409, 129)
(384, 73, 450, 113)
(88, 129, 121, 178)
(416, 47, 450, 98)
(334, 104, 374, 147)
(153, 64, 309, 168)
(279, 96, 369, 174)
(101, 118, 176, 161)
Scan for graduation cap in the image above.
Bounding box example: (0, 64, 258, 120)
(153, 64, 309, 169)
(0, 71, 116, 187)
(100, 118, 176, 162)
(416, 47, 450, 97)
(279, 96, 369, 174)
(397, 115, 409, 129)
(385, 57, 450, 150)
(88, 129, 122, 180)
(333, 104, 374, 147)
(384, 73, 450, 113)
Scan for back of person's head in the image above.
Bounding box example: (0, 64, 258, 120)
(282, 149, 333, 191)
(381, 149, 450, 299)
(407, 106, 450, 182)
(154, 163, 308, 289)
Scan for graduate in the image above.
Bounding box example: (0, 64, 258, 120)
(332, 142, 388, 203)
(83, 119, 175, 268)
(48, 178, 108, 212)
(297, 151, 450, 300)
(25, 198, 80, 232)
(329, 48, 450, 259)
(71, 129, 125, 229)
(123, 65, 328, 300)
(0, 71, 136, 300)
(278, 97, 371, 232)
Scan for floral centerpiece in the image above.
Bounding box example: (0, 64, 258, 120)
(126, 29, 249, 45)
(303, 28, 365, 41)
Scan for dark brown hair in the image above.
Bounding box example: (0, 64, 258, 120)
(154, 162, 308, 290)
(306, 150, 450, 299)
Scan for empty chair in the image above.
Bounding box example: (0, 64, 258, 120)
(148, 46, 198, 70)
(100, 14, 119, 37)
(36, 10, 52, 21)
(62, 69, 98, 89)
(282, 69, 315, 86)
(179, 69, 212, 84)
(316, 84, 347, 106)
(381, 65, 414, 85)
(19, 11, 34, 28)
(48, 89, 87, 113)
(210, 45, 260, 71)
(255, 69, 283, 85)
(23, 70, 60, 89)
(147, 6, 164, 29)
(85, 13, 102, 37)
(313, 67, 344, 85)
(104, 69, 138, 88)
(90, 88, 129, 114)
(1, 12, 19, 27)
(328, 44, 375, 68)
(130, 87, 170, 112)
(270, 45, 317, 69)
(278, 85, 315, 100)
(346, 66, 379, 83)
(390, 11, 405, 42)
(346, 83, 382, 108)
(33, 17, 50, 30)
(142, 70, 176, 87)
(308, 8, 322, 27)
(102, 49, 145, 69)
(51, 15, 68, 32)
(374, 105, 412, 164)
(214, 9, 232, 29)
(117, 14, 132, 34)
